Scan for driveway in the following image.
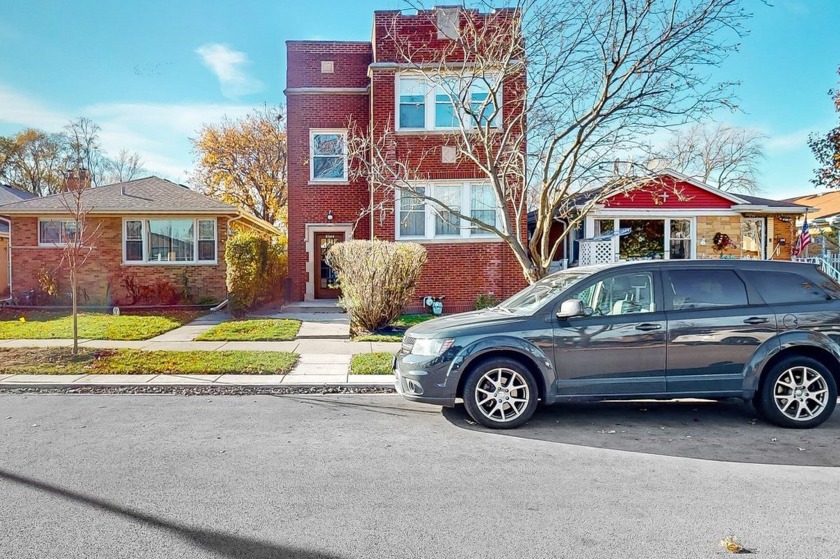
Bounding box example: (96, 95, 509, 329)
(1, 394, 838, 558)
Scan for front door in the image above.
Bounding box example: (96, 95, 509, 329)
(552, 269, 667, 396)
(315, 232, 344, 299)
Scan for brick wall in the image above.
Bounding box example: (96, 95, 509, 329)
(696, 214, 797, 260)
(285, 41, 373, 302)
(9, 216, 229, 305)
(285, 10, 530, 308)
(372, 8, 520, 64)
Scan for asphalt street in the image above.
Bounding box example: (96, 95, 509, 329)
(1, 393, 839, 558)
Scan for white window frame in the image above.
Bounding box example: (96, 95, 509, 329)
(122, 217, 218, 266)
(395, 73, 502, 132)
(309, 129, 348, 183)
(585, 215, 697, 261)
(395, 181, 502, 241)
(38, 219, 78, 247)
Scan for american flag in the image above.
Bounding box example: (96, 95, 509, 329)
(792, 218, 812, 257)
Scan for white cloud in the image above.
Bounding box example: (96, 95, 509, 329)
(765, 128, 812, 153)
(0, 84, 256, 183)
(195, 43, 264, 99)
(0, 85, 69, 131)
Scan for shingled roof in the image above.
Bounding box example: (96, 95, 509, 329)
(0, 176, 237, 214)
(0, 184, 37, 207)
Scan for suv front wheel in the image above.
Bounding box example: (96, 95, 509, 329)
(758, 356, 838, 428)
(463, 358, 538, 429)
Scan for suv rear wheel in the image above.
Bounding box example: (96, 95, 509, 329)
(758, 356, 837, 428)
(462, 358, 538, 429)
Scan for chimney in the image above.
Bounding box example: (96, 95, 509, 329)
(63, 168, 91, 192)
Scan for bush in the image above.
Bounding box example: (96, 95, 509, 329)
(474, 292, 500, 310)
(226, 232, 287, 316)
(326, 240, 426, 333)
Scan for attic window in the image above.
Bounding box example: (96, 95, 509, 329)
(436, 8, 460, 40)
(321, 60, 335, 74)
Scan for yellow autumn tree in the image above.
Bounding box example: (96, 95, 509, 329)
(191, 105, 287, 226)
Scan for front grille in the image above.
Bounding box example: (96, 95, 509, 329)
(402, 335, 416, 353)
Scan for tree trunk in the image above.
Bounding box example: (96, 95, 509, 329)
(71, 270, 78, 355)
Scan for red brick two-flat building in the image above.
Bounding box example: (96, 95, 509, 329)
(285, 7, 528, 312)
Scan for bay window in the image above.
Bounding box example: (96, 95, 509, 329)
(123, 218, 217, 264)
(397, 73, 500, 131)
(396, 182, 500, 240)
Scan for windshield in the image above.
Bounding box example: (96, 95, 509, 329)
(495, 270, 592, 315)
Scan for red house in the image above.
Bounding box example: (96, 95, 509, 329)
(285, 7, 528, 312)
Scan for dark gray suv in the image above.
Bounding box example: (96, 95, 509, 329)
(394, 260, 840, 429)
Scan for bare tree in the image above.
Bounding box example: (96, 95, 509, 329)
(104, 148, 146, 183)
(653, 123, 765, 193)
(56, 168, 101, 354)
(64, 117, 106, 187)
(350, 0, 750, 283)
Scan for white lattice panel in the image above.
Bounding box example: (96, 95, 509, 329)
(580, 240, 613, 266)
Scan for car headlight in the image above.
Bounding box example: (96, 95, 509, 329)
(411, 338, 455, 356)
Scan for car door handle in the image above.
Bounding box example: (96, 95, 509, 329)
(636, 323, 662, 331)
(743, 317, 769, 325)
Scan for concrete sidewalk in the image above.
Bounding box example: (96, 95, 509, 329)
(0, 338, 400, 354)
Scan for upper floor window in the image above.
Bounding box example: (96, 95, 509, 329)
(310, 130, 347, 182)
(39, 219, 78, 246)
(396, 182, 499, 240)
(397, 74, 500, 131)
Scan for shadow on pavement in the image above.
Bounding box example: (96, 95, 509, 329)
(441, 399, 840, 467)
(0, 469, 342, 559)
(275, 394, 441, 417)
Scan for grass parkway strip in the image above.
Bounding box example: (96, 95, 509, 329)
(0, 348, 299, 375)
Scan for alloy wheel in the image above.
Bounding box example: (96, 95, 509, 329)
(773, 366, 830, 422)
(473, 367, 531, 423)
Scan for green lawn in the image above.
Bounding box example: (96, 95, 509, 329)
(0, 311, 203, 341)
(195, 319, 301, 341)
(0, 348, 299, 375)
(350, 352, 395, 375)
(354, 314, 437, 342)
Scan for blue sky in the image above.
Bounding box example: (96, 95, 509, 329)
(0, 0, 837, 198)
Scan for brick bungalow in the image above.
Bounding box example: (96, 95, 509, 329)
(0, 174, 280, 306)
(285, 7, 528, 313)
(542, 169, 810, 268)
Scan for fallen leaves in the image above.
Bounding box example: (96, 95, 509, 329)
(719, 535, 753, 554)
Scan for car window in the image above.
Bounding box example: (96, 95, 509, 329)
(667, 269, 748, 310)
(496, 270, 592, 315)
(572, 272, 655, 316)
(743, 271, 830, 304)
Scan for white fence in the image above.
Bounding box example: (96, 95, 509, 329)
(793, 254, 840, 282)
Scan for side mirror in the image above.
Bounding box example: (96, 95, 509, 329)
(556, 299, 585, 319)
